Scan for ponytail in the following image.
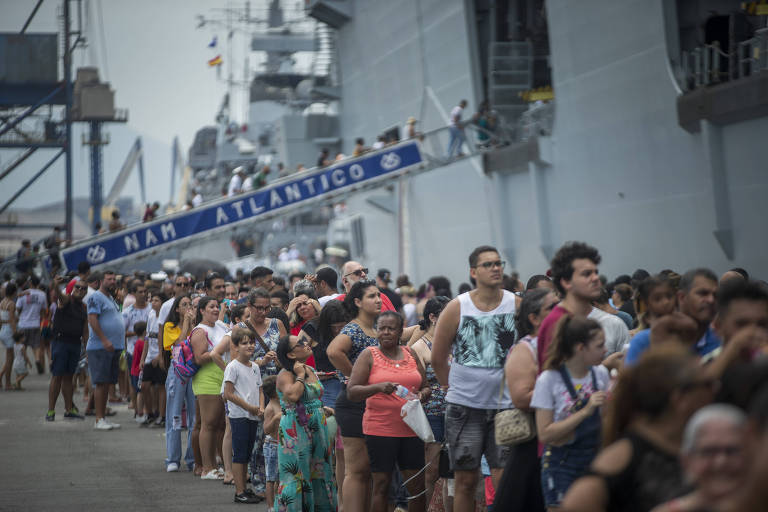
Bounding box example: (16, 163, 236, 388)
(543, 315, 601, 370)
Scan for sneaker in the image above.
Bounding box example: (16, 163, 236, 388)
(153, 416, 165, 427)
(106, 419, 121, 429)
(45, 410, 55, 422)
(94, 418, 113, 430)
(201, 470, 224, 480)
(134, 414, 147, 423)
(64, 408, 85, 420)
(166, 463, 179, 473)
(140, 416, 155, 427)
(233, 492, 261, 504)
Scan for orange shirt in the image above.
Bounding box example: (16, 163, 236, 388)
(363, 347, 422, 437)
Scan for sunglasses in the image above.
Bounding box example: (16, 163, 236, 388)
(474, 260, 506, 270)
(175, 282, 189, 287)
(73, 285, 87, 291)
(291, 338, 307, 350)
(344, 267, 368, 278)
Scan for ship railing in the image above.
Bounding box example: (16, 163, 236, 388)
(518, 101, 554, 141)
(412, 122, 512, 168)
(681, 28, 768, 91)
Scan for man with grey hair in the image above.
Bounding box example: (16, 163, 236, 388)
(335, 260, 396, 311)
(653, 404, 748, 512)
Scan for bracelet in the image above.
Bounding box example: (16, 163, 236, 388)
(296, 377, 305, 385)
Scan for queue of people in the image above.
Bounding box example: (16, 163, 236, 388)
(1, 242, 768, 512)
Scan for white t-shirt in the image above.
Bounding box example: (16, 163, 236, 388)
(450, 105, 463, 126)
(589, 307, 630, 355)
(242, 176, 253, 192)
(403, 303, 418, 327)
(531, 365, 610, 422)
(227, 175, 243, 197)
(192, 193, 203, 207)
(159, 297, 175, 325)
(318, 293, 342, 307)
(145, 309, 161, 364)
(16, 289, 47, 329)
(122, 303, 152, 356)
(223, 359, 263, 420)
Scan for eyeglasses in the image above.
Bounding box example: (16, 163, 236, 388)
(344, 267, 368, 278)
(175, 282, 189, 287)
(474, 260, 506, 270)
(250, 305, 269, 312)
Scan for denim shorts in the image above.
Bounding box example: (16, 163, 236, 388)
(230, 417, 259, 464)
(51, 341, 81, 376)
(87, 349, 121, 384)
(321, 378, 342, 409)
(427, 414, 445, 443)
(263, 435, 278, 482)
(444, 403, 510, 471)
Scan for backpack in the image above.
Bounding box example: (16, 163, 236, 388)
(173, 327, 211, 383)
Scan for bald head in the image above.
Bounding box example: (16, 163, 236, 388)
(341, 261, 368, 292)
(720, 270, 746, 286)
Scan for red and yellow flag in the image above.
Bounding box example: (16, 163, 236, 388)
(208, 55, 223, 67)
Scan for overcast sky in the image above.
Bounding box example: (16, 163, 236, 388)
(1, 0, 267, 210)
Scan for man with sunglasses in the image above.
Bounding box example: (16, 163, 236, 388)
(45, 275, 89, 422)
(432, 245, 517, 512)
(335, 261, 396, 311)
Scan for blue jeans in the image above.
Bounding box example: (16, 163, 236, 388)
(165, 367, 196, 469)
(447, 125, 466, 157)
(321, 378, 342, 409)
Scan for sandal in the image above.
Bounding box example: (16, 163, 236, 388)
(222, 478, 235, 485)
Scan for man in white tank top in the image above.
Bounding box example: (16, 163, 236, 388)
(432, 245, 515, 512)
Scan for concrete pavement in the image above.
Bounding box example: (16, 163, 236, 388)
(0, 371, 268, 511)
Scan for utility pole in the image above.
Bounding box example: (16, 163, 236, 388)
(64, 0, 74, 242)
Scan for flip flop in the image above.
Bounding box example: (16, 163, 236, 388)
(222, 479, 235, 485)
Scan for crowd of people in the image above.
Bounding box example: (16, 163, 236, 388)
(1, 242, 768, 512)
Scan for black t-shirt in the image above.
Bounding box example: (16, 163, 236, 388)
(301, 319, 335, 373)
(52, 299, 87, 343)
(619, 300, 636, 320)
(379, 287, 403, 312)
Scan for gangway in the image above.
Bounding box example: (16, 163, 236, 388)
(0, 123, 511, 273)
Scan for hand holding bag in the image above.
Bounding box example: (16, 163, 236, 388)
(401, 398, 435, 443)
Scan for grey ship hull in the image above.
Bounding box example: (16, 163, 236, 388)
(332, 0, 768, 286)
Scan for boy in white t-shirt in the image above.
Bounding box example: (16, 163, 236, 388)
(222, 326, 265, 504)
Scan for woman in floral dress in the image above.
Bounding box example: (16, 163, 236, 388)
(275, 335, 337, 512)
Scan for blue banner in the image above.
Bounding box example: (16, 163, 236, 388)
(61, 141, 423, 270)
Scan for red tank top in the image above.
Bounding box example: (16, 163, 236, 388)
(363, 346, 422, 437)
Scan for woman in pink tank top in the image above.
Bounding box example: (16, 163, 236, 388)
(348, 311, 431, 512)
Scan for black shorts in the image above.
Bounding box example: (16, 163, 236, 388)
(365, 435, 425, 473)
(334, 384, 365, 438)
(142, 363, 167, 385)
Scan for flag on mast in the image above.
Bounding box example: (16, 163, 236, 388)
(208, 36, 217, 48)
(208, 55, 223, 67)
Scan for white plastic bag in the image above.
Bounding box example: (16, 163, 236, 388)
(400, 399, 435, 443)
